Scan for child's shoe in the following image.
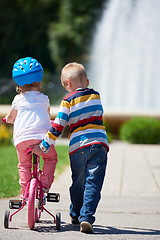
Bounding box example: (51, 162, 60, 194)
(42, 187, 49, 193)
(20, 195, 24, 200)
(42, 196, 46, 205)
(70, 216, 79, 225)
(20, 194, 28, 203)
(80, 221, 94, 233)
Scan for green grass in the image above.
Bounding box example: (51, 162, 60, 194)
(54, 145, 69, 175)
(0, 145, 69, 198)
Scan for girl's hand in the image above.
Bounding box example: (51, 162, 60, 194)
(5, 108, 17, 124)
(31, 144, 44, 156)
(2, 118, 6, 123)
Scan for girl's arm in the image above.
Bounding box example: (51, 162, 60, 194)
(47, 106, 51, 119)
(5, 108, 17, 124)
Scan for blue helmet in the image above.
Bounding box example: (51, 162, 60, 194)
(12, 57, 44, 86)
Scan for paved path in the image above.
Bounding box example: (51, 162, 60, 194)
(0, 141, 160, 240)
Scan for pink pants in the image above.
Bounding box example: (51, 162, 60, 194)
(16, 139, 58, 194)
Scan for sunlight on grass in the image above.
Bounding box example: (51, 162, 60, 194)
(0, 144, 69, 198)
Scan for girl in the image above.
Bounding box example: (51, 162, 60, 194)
(5, 57, 57, 196)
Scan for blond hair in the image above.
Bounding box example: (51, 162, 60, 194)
(16, 82, 41, 94)
(61, 62, 87, 85)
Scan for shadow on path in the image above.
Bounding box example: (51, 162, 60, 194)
(93, 225, 160, 236)
(34, 221, 160, 236)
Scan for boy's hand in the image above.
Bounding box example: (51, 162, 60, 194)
(32, 144, 44, 156)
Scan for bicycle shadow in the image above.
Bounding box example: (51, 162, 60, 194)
(35, 220, 80, 233)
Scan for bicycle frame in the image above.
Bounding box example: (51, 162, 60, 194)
(4, 150, 60, 229)
(2, 117, 61, 230)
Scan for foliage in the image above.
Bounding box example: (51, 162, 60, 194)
(0, 0, 60, 77)
(0, 145, 19, 198)
(103, 120, 113, 143)
(0, 74, 64, 105)
(0, 124, 12, 145)
(48, 0, 105, 71)
(0, 0, 106, 78)
(0, 78, 17, 104)
(0, 0, 107, 105)
(119, 117, 160, 144)
(0, 144, 69, 198)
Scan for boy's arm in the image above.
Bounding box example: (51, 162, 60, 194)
(32, 100, 70, 155)
(5, 108, 17, 124)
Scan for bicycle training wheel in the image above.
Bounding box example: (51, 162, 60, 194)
(28, 178, 38, 229)
(4, 210, 10, 228)
(56, 212, 61, 230)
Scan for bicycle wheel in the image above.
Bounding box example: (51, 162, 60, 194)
(56, 212, 61, 230)
(28, 178, 38, 229)
(4, 210, 10, 228)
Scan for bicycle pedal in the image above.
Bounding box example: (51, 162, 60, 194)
(47, 193, 60, 202)
(9, 200, 22, 209)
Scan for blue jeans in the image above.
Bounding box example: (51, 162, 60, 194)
(69, 144, 108, 224)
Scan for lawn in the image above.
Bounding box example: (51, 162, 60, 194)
(0, 145, 69, 198)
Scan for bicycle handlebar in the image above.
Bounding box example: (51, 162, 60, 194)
(2, 118, 54, 124)
(26, 148, 33, 154)
(2, 118, 6, 123)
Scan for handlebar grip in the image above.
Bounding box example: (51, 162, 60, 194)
(2, 118, 6, 123)
(26, 148, 33, 154)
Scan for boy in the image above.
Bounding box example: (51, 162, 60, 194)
(33, 62, 109, 233)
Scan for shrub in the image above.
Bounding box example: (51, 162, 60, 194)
(119, 117, 160, 144)
(103, 120, 114, 143)
(0, 124, 12, 146)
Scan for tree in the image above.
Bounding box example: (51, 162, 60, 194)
(48, 0, 106, 71)
(0, 0, 60, 77)
(0, 0, 107, 78)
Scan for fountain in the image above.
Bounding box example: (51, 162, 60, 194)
(89, 0, 160, 114)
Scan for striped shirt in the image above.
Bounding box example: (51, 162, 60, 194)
(43, 88, 109, 154)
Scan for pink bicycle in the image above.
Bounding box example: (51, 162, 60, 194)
(2, 117, 61, 230)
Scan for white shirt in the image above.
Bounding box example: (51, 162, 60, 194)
(12, 91, 51, 146)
